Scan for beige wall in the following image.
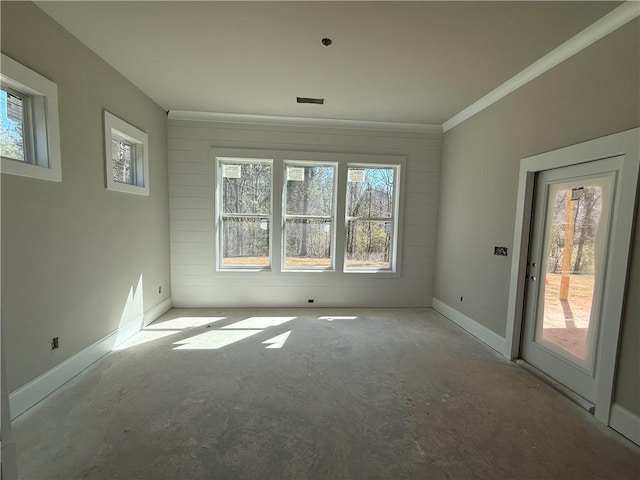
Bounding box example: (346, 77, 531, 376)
(434, 19, 639, 414)
(1, 2, 171, 393)
(168, 119, 440, 307)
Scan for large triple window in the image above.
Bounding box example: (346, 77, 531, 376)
(216, 154, 402, 274)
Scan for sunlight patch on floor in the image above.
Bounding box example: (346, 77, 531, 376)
(262, 330, 291, 349)
(222, 317, 296, 329)
(146, 317, 226, 330)
(173, 330, 262, 350)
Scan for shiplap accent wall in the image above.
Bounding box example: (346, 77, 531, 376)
(168, 119, 441, 307)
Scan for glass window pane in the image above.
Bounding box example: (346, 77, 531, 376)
(222, 162, 271, 214)
(112, 138, 133, 184)
(221, 217, 270, 267)
(286, 165, 335, 216)
(284, 218, 332, 268)
(0, 89, 26, 162)
(538, 184, 604, 363)
(347, 167, 395, 218)
(346, 220, 392, 269)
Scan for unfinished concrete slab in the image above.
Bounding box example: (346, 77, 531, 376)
(12, 308, 640, 479)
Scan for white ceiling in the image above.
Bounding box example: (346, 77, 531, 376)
(36, 1, 619, 125)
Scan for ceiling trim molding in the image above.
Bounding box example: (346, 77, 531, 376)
(442, 1, 640, 133)
(168, 110, 442, 135)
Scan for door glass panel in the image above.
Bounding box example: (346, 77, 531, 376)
(534, 177, 611, 371)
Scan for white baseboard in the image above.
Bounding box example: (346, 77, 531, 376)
(432, 298, 506, 355)
(609, 403, 640, 446)
(9, 298, 172, 420)
(143, 298, 173, 327)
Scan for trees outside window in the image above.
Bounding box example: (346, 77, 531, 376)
(216, 156, 401, 273)
(0, 88, 27, 162)
(546, 186, 602, 275)
(346, 166, 397, 270)
(219, 159, 272, 268)
(283, 163, 336, 269)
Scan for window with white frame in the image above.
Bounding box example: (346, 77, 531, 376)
(104, 111, 149, 195)
(283, 162, 336, 270)
(0, 86, 29, 162)
(217, 158, 272, 269)
(345, 165, 399, 271)
(214, 152, 403, 274)
(0, 54, 62, 182)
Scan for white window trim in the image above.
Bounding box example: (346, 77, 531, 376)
(282, 160, 338, 272)
(344, 162, 401, 273)
(104, 110, 149, 196)
(212, 148, 406, 277)
(215, 156, 274, 272)
(0, 54, 62, 182)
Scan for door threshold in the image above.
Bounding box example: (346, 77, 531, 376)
(515, 359, 595, 414)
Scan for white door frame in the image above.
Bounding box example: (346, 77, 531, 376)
(505, 128, 639, 424)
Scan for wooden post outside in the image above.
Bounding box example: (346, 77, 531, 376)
(559, 190, 575, 300)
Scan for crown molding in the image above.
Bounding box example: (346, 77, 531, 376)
(443, 1, 640, 133)
(168, 110, 442, 135)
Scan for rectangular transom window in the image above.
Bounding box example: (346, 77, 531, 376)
(346, 165, 399, 271)
(0, 87, 29, 162)
(283, 162, 337, 270)
(104, 111, 149, 195)
(217, 158, 273, 269)
(1, 54, 62, 182)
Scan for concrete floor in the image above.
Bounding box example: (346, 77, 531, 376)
(12, 308, 640, 479)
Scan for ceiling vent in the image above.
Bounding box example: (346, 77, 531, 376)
(297, 97, 324, 105)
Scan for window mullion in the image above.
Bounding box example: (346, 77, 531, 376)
(272, 158, 284, 272)
(334, 162, 348, 273)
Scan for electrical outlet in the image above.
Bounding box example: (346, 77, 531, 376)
(308, 299, 314, 304)
(460, 296, 463, 302)
(51, 337, 59, 350)
(158, 285, 162, 294)
(494, 246, 508, 256)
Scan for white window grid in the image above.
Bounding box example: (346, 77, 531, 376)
(213, 150, 405, 276)
(345, 163, 400, 272)
(282, 161, 338, 271)
(216, 157, 274, 271)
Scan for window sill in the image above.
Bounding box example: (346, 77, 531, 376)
(214, 268, 401, 279)
(1, 157, 62, 182)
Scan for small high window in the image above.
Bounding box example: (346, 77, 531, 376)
(0, 87, 29, 162)
(104, 111, 149, 195)
(1, 54, 62, 182)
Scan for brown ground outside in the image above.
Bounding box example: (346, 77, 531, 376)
(541, 273, 595, 360)
(223, 256, 389, 268)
